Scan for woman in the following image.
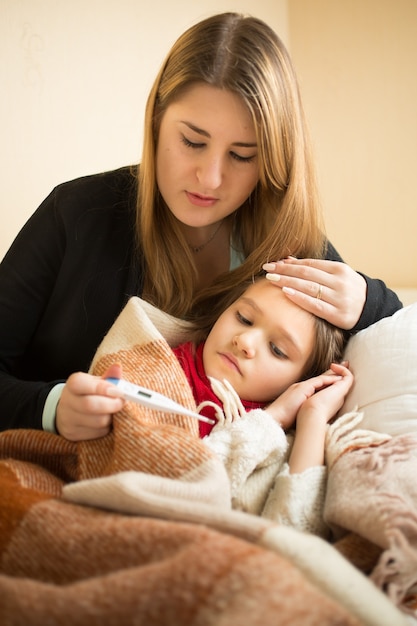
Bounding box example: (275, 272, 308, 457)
(0, 13, 400, 440)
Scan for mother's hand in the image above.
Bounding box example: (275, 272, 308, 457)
(56, 364, 125, 441)
(263, 257, 367, 329)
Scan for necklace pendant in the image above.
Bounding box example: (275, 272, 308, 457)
(188, 220, 223, 254)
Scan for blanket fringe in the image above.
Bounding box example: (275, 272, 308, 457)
(196, 377, 247, 425)
(325, 410, 391, 470)
(357, 435, 417, 475)
(327, 422, 417, 616)
(371, 528, 417, 614)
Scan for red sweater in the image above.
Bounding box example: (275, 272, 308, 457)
(172, 341, 265, 437)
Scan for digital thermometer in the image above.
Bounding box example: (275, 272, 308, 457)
(106, 377, 215, 425)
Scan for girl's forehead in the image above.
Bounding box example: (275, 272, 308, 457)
(242, 279, 315, 320)
(242, 279, 283, 300)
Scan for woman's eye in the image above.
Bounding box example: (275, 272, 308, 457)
(230, 152, 256, 163)
(270, 343, 287, 359)
(181, 135, 204, 149)
(181, 136, 256, 162)
(236, 312, 252, 326)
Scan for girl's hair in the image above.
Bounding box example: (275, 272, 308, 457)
(137, 12, 325, 318)
(302, 317, 347, 380)
(191, 275, 348, 380)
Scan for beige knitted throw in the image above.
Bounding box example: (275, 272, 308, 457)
(0, 297, 413, 625)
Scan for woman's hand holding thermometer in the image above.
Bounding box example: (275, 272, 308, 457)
(106, 377, 215, 425)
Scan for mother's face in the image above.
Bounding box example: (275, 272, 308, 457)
(155, 83, 259, 230)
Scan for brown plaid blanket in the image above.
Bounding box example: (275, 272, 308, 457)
(0, 297, 412, 625)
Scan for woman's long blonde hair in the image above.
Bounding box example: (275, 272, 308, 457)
(137, 12, 326, 319)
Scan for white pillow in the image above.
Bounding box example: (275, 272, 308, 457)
(339, 303, 417, 435)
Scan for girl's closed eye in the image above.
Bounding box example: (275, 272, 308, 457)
(270, 343, 287, 359)
(236, 311, 252, 326)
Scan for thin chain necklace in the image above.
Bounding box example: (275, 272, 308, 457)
(187, 220, 223, 253)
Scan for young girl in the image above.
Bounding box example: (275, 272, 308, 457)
(170, 276, 352, 535)
(174, 275, 351, 462)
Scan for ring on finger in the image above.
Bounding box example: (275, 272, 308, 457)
(316, 284, 323, 300)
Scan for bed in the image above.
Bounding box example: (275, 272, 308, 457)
(0, 287, 416, 625)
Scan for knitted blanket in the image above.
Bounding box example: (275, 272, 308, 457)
(0, 297, 412, 626)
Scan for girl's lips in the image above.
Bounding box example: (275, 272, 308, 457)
(186, 191, 218, 207)
(219, 352, 241, 375)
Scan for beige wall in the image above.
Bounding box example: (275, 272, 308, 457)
(2, 0, 416, 290)
(288, 0, 417, 289)
(0, 0, 287, 259)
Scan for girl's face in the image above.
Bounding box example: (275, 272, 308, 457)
(203, 280, 316, 403)
(156, 83, 259, 231)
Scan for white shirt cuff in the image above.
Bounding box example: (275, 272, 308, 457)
(42, 383, 66, 433)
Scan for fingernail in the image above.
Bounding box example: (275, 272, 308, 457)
(106, 386, 123, 398)
(265, 273, 281, 282)
(262, 263, 276, 271)
(283, 286, 295, 295)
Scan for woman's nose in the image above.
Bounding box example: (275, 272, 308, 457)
(196, 155, 223, 190)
